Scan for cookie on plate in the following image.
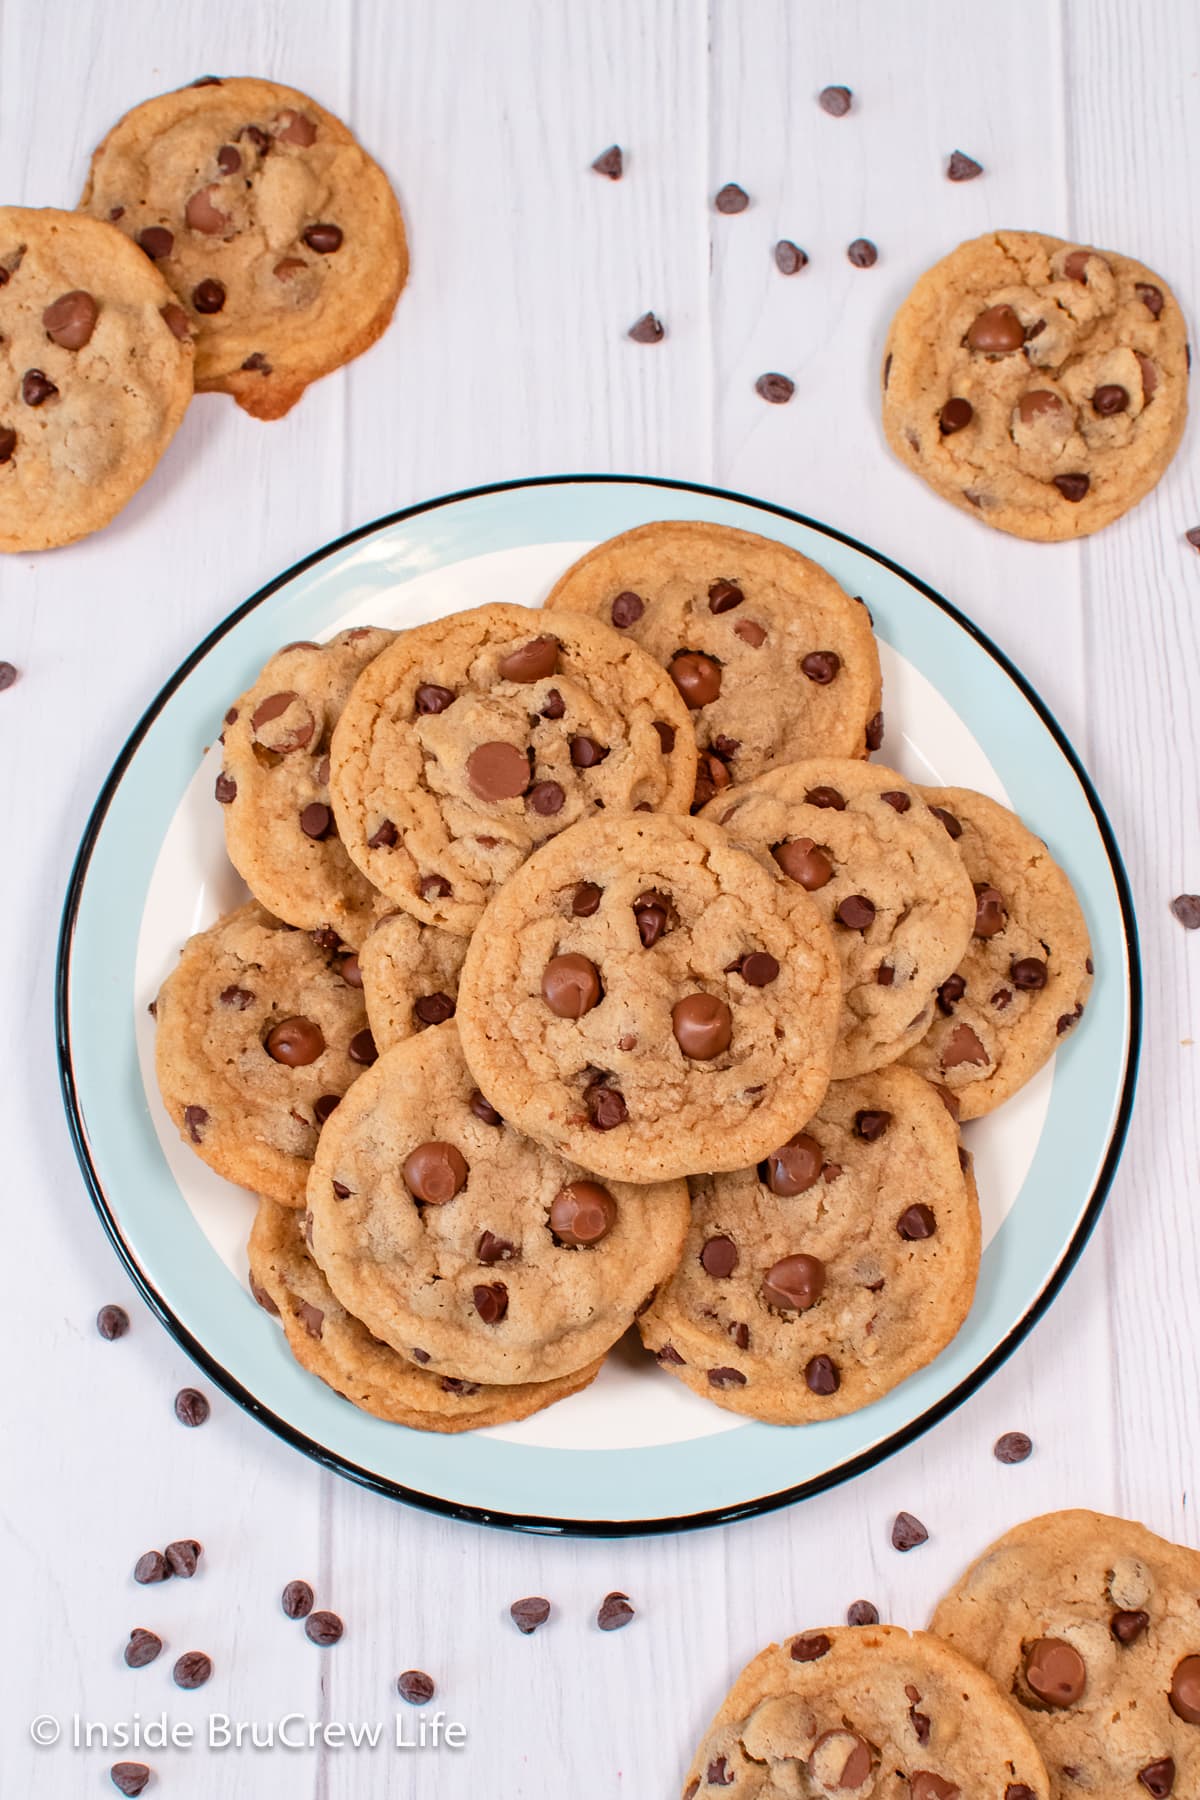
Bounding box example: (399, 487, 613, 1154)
(218, 627, 394, 946)
(80, 77, 407, 419)
(931, 1510, 1200, 1798)
(640, 1067, 980, 1422)
(902, 787, 1093, 1116)
(680, 1625, 1049, 1800)
(454, 811, 840, 1184)
(357, 908, 469, 1052)
(882, 230, 1188, 541)
(306, 1022, 690, 1385)
(248, 1199, 602, 1432)
(543, 520, 883, 801)
(153, 902, 373, 1207)
(0, 207, 193, 552)
(329, 603, 697, 935)
(707, 759, 976, 1077)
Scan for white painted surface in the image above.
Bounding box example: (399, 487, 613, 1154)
(2, 3, 1197, 1795)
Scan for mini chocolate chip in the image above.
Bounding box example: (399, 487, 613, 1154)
(348, 1028, 377, 1065)
(633, 890, 670, 946)
(332, 1181, 352, 1199)
(21, 369, 57, 406)
(846, 1600, 879, 1626)
(299, 801, 332, 839)
(802, 650, 841, 684)
(756, 371, 794, 403)
(790, 1633, 831, 1661)
(1136, 283, 1164, 319)
(173, 1650, 213, 1688)
(892, 1510, 928, 1551)
(165, 1538, 202, 1578)
(836, 894, 875, 931)
(805, 1355, 839, 1395)
(368, 819, 398, 848)
(539, 687, 566, 719)
(528, 780, 566, 815)
(610, 590, 644, 627)
(706, 1758, 734, 1788)
(305, 1611, 344, 1646)
(592, 144, 623, 179)
(192, 278, 226, 314)
(1011, 956, 1048, 990)
(1054, 473, 1090, 502)
(469, 1090, 503, 1126)
(707, 577, 744, 613)
(413, 992, 455, 1026)
(1093, 383, 1129, 416)
(855, 1109, 892, 1141)
(303, 222, 343, 253)
(597, 1591, 635, 1630)
(864, 710, 885, 751)
(656, 1343, 685, 1365)
(819, 84, 852, 115)
(940, 397, 973, 434)
(277, 108, 318, 146)
(714, 182, 749, 213)
(1170, 894, 1200, 929)
(880, 792, 911, 817)
(124, 1628, 163, 1669)
(138, 225, 174, 259)
(415, 682, 455, 713)
(110, 1764, 151, 1796)
(572, 880, 603, 916)
(738, 951, 779, 986)
(775, 239, 808, 274)
(542, 952, 602, 1018)
(511, 1595, 552, 1633)
(217, 143, 242, 174)
(947, 149, 983, 181)
(1056, 1004, 1084, 1035)
(97, 1304, 130, 1340)
(184, 1104, 209, 1142)
(700, 1234, 738, 1278)
(805, 785, 846, 810)
(733, 618, 767, 648)
(473, 1281, 508, 1324)
(897, 1204, 936, 1241)
(477, 1230, 517, 1266)
(628, 311, 664, 343)
(174, 1388, 209, 1427)
(396, 1667, 435, 1701)
(134, 1551, 170, 1585)
(282, 1579, 314, 1619)
(847, 238, 877, 267)
(570, 735, 609, 767)
(404, 1141, 468, 1204)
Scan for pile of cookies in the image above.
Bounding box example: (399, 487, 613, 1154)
(153, 518, 1092, 1433)
(682, 1507, 1200, 1798)
(1, 77, 405, 552)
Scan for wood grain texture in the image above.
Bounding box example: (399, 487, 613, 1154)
(0, 1, 1194, 1795)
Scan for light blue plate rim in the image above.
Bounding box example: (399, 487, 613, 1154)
(55, 474, 1142, 1538)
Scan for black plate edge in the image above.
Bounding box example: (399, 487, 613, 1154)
(55, 471, 1143, 1539)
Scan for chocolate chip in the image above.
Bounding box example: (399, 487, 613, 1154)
(733, 618, 766, 648)
(511, 1595, 552, 1635)
(706, 1757, 734, 1787)
(97, 1304, 130, 1340)
(947, 149, 983, 181)
(847, 238, 877, 267)
(762, 1253, 825, 1312)
(761, 1131, 823, 1195)
(801, 650, 841, 685)
(876, 963, 895, 986)
(672, 993, 732, 1059)
(891, 1510, 928, 1551)
(756, 371, 794, 404)
(305, 1611, 344, 1647)
(299, 801, 332, 840)
(714, 183, 749, 213)
(43, 289, 99, 349)
(1170, 894, 1200, 929)
(134, 1550, 170, 1584)
(499, 635, 559, 683)
(281, 1579, 314, 1618)
(551, 1181, 617, 1246)
(805, 1355, 840, 1395)
(708, 1366, 747, 1390)
(368, 819, 398, 848)
(846, 1600, 879, 1626)
(1054, 473, 1090, 502)
(632, 890, 669, 947)
(138, 225, 174, 259)
(303, 222, 343, 253)
(592, 144, 623, 179)
(0, 432, 15, 466)
(897, 1204, 936, 1241)
(192, 278, 226, 314)
(173, 1650, 212, 1688)
(404, 1141, 468, 1204)
(1110, 1608, 1149, 1645)
(1011, 956, 1048, 990)
(940, 397, 973, 434)
(185, 184, 230, 234)
(1093, 383, 1129, 416)
(737, 951, 779, 986)
(806, 784, 846, 810)
(467, 740, 530, 800)
(656, 1343, 684, 1366)
(413, 992, 455, 1026)
(703, 578, 742, 616)
(669, 650, 722, 707)
(929, 804, 962, 838)
(775, 239, 808, 274)
(174, 1388, 209, 1427)
(1169, 1655, 1200, 1723)
(542, 952, 602, 1017)
(183, 1104, 209, 1143)
(1137, 283, 1164, 319)
(110, 1764, 151, 1795)
(540, 687, 566, 719)
(332, 1181, 352, 1200)
(585, 1081, 627, 1130)
(469, 1090, 503, 1127)
(415, 682, 455, 714)
(528, 780, 566, 815)
(1024, 1637, 1086, 1707)
(216, 143, 242, 174)
(570, 881, 603, 918)
(836, 894, 875, 931)
(628, 311, 665, 343)
(790, 1632, 831, 1661)
(396, 1667, 435, 1701)
(165, 1538, 202, 1577)
(937, 973, 966, 1015)
(21, 369, 57, 406)
(1056, 1004, 1084, 1035)
(989, 1431, 1032, 1469)
(773, 837, 833, 890)
(700, 1234, 738, 1278)
(265, 1015, 325, 1066)
(1138, 1759, 1177, 1798)
(609, 590, 645, 630)
(855, 1109, 891, 1141)
(473, 1281, 508, 1323)
(124, 1628, 163, 1669)
(819, 84, 852, 115)
(214, 772, 238, 809)
(570, 735, 609, 768)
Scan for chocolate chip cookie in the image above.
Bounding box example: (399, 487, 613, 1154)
(80, 77, 407, 419)
(153, 902, 372, 1207)
(0, 207, 193, 552)
(640, 1067, 980, 1422)
(681, 1626, 1049, 1800)
(902, 788, 1093, 1116)
(454, 811, 840, 1184)
(882, 230, 1189, 540)
(932, 1511, 1200, 1798)
(219, 627, 394, 945)
(329, 603, 697, 935)
(248, 1198, 602, 1432)
(543, 520, 883, 800)
(707, 760, 976, 1077)
(357, 909, 469, 1052)
(306, 1022, 690, 1385)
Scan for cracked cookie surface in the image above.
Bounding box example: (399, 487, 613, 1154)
(358, 909, 469, 1052)
(219, 627, 394, 946)
(707, 759, 975, 1078)
(306, 1022, 690, 1385)
(80, 76, 407, 418)
(882, 230, 1188, 541)
(248, 1198, 602, 1432)
(153, 902, 371, 1207)
(329, 603, 697, 935)
(0, 206, 193, 552)
(902, 787, 1092, 1117)
(680, 1625, 1049, 1800)
(932, 1511, 1200, 1800)
(640, 1068, 980, 1423)
(454, 811, 840, 1184)
(543, 520, 883, 801)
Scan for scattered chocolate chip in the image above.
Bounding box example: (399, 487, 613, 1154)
(473, 1281, 508, 1324)
(511, 1595, 552, 1634)
(174, 1388, 209, 1428)
(897, 1204, 936, 1241)
(865, 711, 885, 751)
(173, 1650, 212, 1689)
(134, 1550, 170, 1585)
(305, 1610, 344, 1647)
(474, 1231, 516, 1268)
(790, 1633, 831, 1662)
(214, 772, 238, 807)
(708, 1363, 745, 1388)
(994, 1430, 1032, 1464)
(124, 1628, 162, 1669)
(846, 1600, 879, 1627)
(672, 992, 732, 1059)
(847, 238, 877, 268)
(303, 222, 343, 253)
(940, 397, 973, 434)
(1170, 894, 1200, 929)
(21, 369, 57, 406)
(855, 1109, 892, 1141)
(819, 84, 852, 115)
(542, 952, 602, 1018)
(397, 1667, 435, 1701)
(282, 1579, 314, 1619)
(836, 894, 875, 931)
(110, 1765, 151, 1796)
(761, 1131, 823, 1195)
(183, 1104, 209, 1143)
(756, 371, 794, 404)
(1054, 473, 1090, 502)
(499, 635, 559, 684)
(1136, 283, 1164, 319)
(1024, 1637, 1086, 1707)
(138, 225, 174, 260)
(714, 183, 749, 213)
(592, 145, 623, 179)
(706, 578, 743, 615)
(368, 819, 398, 849)
(892, 1511, 928, 1551)
(929, 804, 962, 838)
(347, 1027, 376, 1066)
(165, 1539, 202, 1578)
(628, 311, 665, 343)
(240, 349, 273, 372)
(192, 278, 226, 314)
(404, 1141, 469, 1204)
(733, 618, 767, 648)
(1056, 1004, 1084, 1035)
(774, 239, 808, 275)
(947, 149, 983, 181)
(97, 1304, 130, 1340)
(43, 289, 99, 350)
(706, 1757, 734, 1787)
(805, 1355, 840, 1395)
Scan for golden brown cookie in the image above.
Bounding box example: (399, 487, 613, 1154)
(80, 77, 407, 418)
(882, 230, 1188, 540)
(0, 207, 193, 552)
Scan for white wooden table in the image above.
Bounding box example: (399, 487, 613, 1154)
(4, 3, 1198, 1794)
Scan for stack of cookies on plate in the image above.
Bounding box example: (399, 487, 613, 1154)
(152, 520, 1093, 1433)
